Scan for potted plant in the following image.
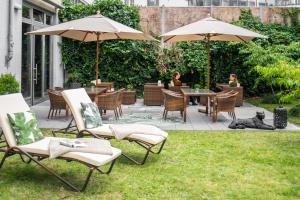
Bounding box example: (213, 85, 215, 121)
(159, 70, 173, 89)
(0, 73, 20, 95)
(126, 84, 134, 91)
(194, 83, 201, 92)
(67, 72, 81, 89)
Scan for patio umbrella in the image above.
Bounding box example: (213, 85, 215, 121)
(27, 11, 155, 86)
(161, 17, 266, 88)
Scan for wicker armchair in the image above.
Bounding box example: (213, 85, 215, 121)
(47, 89, 68, 119)
(117, 88, 125, 116)
(212, 92, 238, 122)
(96, 91, 120, 120)
(161, 89, 185, 120)
(144, 83, 164, 105)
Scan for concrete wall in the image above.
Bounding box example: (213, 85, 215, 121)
(0, 0, 23, 83)
(139, 7, 298, 35)
(0, 0, 64, 91)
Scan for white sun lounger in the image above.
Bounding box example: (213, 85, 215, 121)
(0, 93, 121, 192)
(56, 88, 167, 165)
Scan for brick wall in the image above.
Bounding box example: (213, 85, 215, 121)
(139, 7, 299, 35)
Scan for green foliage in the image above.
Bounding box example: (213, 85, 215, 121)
(177, 42, 208, 88)
(289, 104, 300, 117)
(0, 73, 20, 95)
(59, 0, 159, 92)
(210, 9, 300, 95)
(254, 61, 300, 103)
(261, 94, 281, 104)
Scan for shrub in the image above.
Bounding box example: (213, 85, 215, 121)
(261, 94, 281, 104)
(0, 73, 20, 95)
(289, 104, 300, 117)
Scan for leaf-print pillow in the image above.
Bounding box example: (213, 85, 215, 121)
(7, 111, 44, 145)
(81, 102, 102, 129)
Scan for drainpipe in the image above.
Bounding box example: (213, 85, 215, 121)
(5, 0, 14, 68)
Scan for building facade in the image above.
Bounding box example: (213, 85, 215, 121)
(0, 0, 64, 105)
(123, 0, 300, 6)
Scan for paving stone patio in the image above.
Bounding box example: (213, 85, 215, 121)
(31, 99, 300, 131)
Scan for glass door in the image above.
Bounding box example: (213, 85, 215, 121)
(31, 26, 45, 105)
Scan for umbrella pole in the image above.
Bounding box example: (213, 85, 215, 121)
(206, 36, 211, 89)
(96, 33, 100, 86)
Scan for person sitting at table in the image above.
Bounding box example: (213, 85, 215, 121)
(184, 69, 198, 105)
(173, 71, 182, 86)
(229, 74, 239, 87)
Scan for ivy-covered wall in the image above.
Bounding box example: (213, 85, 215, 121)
(59, 0, 159, 93)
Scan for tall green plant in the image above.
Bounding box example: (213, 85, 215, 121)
(254, 61, 300, 103)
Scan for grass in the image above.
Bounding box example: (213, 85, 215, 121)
(0, 130, 300, 200)
(246, 97, 300, 126)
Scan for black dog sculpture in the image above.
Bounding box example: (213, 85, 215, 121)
(229, 112, 275, 130)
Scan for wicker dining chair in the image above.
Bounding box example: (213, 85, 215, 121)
(96, 91, 120, 120)
(161, 89, 185, 120)
(212, 92, 238, 122)
(117, 88, 125, 116)
(47, 89, 68, 119)
(209, 90, 236, 114)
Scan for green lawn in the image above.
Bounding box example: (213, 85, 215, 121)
(0, 130, 299, 200)
(246, 97, 300, 126)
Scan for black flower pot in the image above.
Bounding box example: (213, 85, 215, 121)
(274, 106, 287, 129)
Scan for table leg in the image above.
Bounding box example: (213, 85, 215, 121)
(183, 95, 187, 122)
(206, 97, 209, 115)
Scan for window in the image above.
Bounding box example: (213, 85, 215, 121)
(22, 6, 30, 18)
(125, 0, 135, 4)
(33, 9, 44, 23)
(46, 15, 52, 25)
(188, 0, 205, 6)
(147, 0, 159, 6)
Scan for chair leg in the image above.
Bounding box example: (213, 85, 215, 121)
(114, 109, 118, 120)
(162, 109, 166, 119)
(122, 139, 167, 165)
(164, 111, 168, 120)
(0, 150, 10, 169)
(48, 109, 52, 119)
(119, 106, 123, 116)
(10, 147, 117, 192)
(122, 148, 151, 165)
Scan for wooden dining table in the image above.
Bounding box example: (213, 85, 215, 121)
(180, 88, 216, 122)
(85, 87, 107, 101)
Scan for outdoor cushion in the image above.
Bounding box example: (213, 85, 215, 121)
(0, 93, 30, 147)
(61, 88, 91, 131)
(7, 111, 44, 145)
(89, 125, 166, 145)
(81, 102, 102, 129)
(19, 137, 122, 167)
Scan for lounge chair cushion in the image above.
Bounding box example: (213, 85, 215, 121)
(89, 124, 166, 145)
(0, 93, 31, 147)
(61, 88, 91, 131)
(80, 102, 102, 129)
(19, 137, 122, 167)
(7, 111, 44, 145)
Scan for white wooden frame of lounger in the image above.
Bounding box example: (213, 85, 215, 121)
(55, 88, 167, 165)
(0, 93, 118, 192)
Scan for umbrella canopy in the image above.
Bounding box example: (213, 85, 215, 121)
(27, 13, 155, 41)
(27, 12, 155, 85)
(162, 17, 266, 43)
(161, 17, 266, 88)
